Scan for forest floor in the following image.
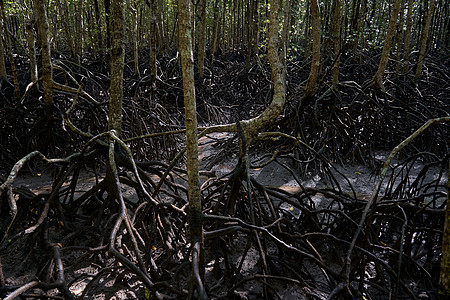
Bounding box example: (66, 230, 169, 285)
(0, 50, 449, 299)
(2, 133, 446, 299)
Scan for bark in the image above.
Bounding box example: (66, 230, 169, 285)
(104, 0, 111, 54)
(149, 0, 158, 80)
(332, 0, 342, 87)
(178, 0, 206, 298)
(245, 0, 257, 72)
(211, 0, 220, 62)
(75, 0, 84, 58)
(416, 0, 436, 78)
(353, 0, 366, 62)
(304, 0, 321, 98)
(128, 0, 140, 77)
(402, 0, 414, 74)
(239, 0, 285, 143)
(56, 0, 76, 58)
(34, 0, 54, 106)
(439, 161, 450, 296)
(439, 1, 449, 54)
(0, 0, 19, 96)
(0, 0, 8, 80)
(197, 0, 207, 79)
(25, 16, 38, 83)
(304, 1, 311, 58)
(204, 0, 286, 142)
(94, 0, 104, 62)
(281, 0, 291, 68)
(372, 0, 402, 92)
(157, 0, 166, 52)
(395, 0, 406, 77)
(108, 0, 125, 134)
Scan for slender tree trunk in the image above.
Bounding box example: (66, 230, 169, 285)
(25, 16, 38, 83)
(402, 0, 414, 74)
(128, 0, 140, 77)
(0, 0, 19, 96)
(34, 0, 53, 107)
(332, 0, 342, 87)
(353, 0, 366, 62)
(0, 0, 8, 80)
(104, 0, 111, 61)
(197, 0, 207, 79)
(178, 0, 206, 298)
(281, 0, 291, 68)
(211, 0, 220, 62)
(157, 0, 166, 52)
(304, 0, 321, 98)
(395, 0, 406, 78)
(56, 0, 76, 58)
(94, 0, 104, 62)
(303, 1, 311, 58)
(416, 0, 436, 78)
(372, 0, 402, 92)
(149, 0, 158, 81)
(75, 0, 84, 59)
(108, 0, 125, 134)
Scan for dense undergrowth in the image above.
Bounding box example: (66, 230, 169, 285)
(0, 48, 449, 299)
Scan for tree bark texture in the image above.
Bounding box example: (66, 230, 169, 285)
(25, 17, 38, 83)
(197, 0, 207, 79)
(416, 0, 436, 78)
(332, 0, 342, 87)
(34, 0, 54, 106)
(0, 0, 19, 96)
(0, 0, 7, 80)
(372, 0, 402, 91)
(149, 0, 158, 80)
(304, 0, 321, 98)
(56, 0, 76, 59)
(108, 0, 125, 134)
(178, 0, 206, 297)
(402, 0, 414, 74)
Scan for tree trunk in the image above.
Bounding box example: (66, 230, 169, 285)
(0, 0, 8, 80)
(332, 0, 342, 87)
(178, 0, 206, 298)
(25, 16, 38, 83)
(56, 0, 76, 58)
(395, 0, 406, 77)
(245, 0, 257, 72)
(281, 0, 291, 68)
(128, 0, 140, 78)
(93, 0, 104, 62)
(211, 0, 220, 62)
(402, 0, 414, 74)
(197, 0, 207, 79)
(157, 0, 166, 52)
(104, 0, 111, 61)
(34, 0, 54, 107)
(353, 0, 366, 62)
(75, 0, 84, 59)
(238, 0, 286, 143)
(416, 0, 436, 78)
(372, 0, 402, 92)
(149, 0, 158, 81)
(108, 0, 125, 134)
(0, 0, 19, 97)
(304, 0, 321, 98)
